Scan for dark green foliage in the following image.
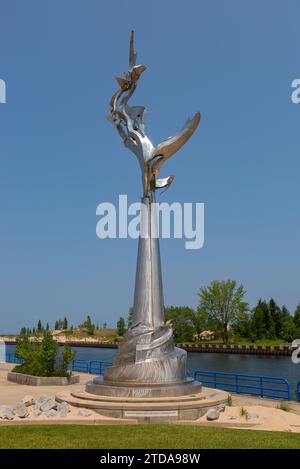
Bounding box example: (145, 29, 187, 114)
(164, 306, 195, 342)
(198, 280, 248, 344)
(13, 332, 75, 377)
(80, 315, 95, 335)
(117, 317, 126, 336)
(294, 304, 300, 328)
(127, 307, 134, 329)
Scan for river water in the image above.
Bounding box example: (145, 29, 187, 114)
(5, 344, 300, 397)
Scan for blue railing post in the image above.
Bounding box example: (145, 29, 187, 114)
(260, 376, 263, 397)
(236, 375, 239, 394)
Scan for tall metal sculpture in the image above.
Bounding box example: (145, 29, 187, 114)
(91, 32, 200, 391)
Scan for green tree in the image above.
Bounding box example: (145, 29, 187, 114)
(294, 304, 300, 328)
(127, 307, 134, 329)
(40, 331, 58, 376)
(269, 298, 283, 338)
(117, 317, 126, 336)
(60, 345, 75, 374)
(63, 317, 68, 330)
(251, 299, 268, 339)
(37, 320, 43, 334)
(233, 310, 252, 340)
(190, 307, 209, 336)
(164, 306, 195, 343)
(46, 323, 50, 331)
(198, 280, 248, 344)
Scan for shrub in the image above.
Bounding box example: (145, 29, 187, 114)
(239, 407, 249, 420)
(13, 332, 75, 377)
(276, 401, 291, 412)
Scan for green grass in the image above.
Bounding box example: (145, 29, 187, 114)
(0, 425, 300, 449)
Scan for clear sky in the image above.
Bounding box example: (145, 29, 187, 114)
(0, 0, 299, 333)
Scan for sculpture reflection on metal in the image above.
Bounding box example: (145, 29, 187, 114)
(100, 32, 200, 387)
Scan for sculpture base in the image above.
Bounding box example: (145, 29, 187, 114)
(86, 376, 201, 398)
(56, 385, 229, 422)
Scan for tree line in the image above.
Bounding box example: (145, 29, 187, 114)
(117, 280, 300, 344)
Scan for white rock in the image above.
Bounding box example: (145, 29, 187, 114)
(78, 408, 92, 417)
(206, 409, 220, 421)
(13, 402, 29, 418)
(21, 395, 35, 407)
(216, 403, 226, 413)
(46, 409, 58, 418)
(40, 398, 57, 412)
(57, 402, 70, 418)
(35, 395, 51, 409)
(0, 405, 14, 420)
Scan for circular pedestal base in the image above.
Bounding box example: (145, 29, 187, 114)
(86, 376, 201, 398)
(56, 383, 229, 423)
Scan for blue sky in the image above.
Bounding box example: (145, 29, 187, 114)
(0, 0, 299, 333)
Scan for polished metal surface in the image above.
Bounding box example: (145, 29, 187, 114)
(89, 31, 201, 392)
(109, 30, 201, 197)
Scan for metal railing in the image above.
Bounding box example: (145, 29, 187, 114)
(5, 354, 292, 401)
(5, 353, 24, 364)
(71, 359, 111, 375)
(297, 381, 300, 402)
(194, 369, 291, 400)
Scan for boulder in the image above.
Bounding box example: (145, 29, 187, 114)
(33, 405, 42, 417)
(206, 409, 220, 421)
(216, 403, 226, 413)
(46, 409, 58, 418)
(13, 402, 29, 418)
(78, 409, 92, 417)
(40, 397, 57, 412)
(21, 395, 35, 407)
(57, 402, 70, 418)
(35, 395, 50, 409)
(0, 405, 14, 420)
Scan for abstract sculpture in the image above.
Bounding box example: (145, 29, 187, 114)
(88, 31, 201, 395)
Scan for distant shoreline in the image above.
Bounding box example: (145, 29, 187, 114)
(2, 339, 293, 356)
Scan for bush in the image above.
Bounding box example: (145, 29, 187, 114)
(13, 332, 75, 377)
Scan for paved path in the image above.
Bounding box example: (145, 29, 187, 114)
(0, 363, 92, 406)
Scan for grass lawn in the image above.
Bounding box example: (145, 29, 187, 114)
(0, 424, 300, 449)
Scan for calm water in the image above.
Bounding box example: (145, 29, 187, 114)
(6, 344, 300, 397)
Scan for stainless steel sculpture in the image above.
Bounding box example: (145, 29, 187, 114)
(87, 32, 201, 395)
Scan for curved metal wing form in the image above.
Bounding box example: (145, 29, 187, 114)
(108, 31, 200, 197)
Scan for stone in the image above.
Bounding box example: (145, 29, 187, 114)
(35, 394, 51, 409)
(33, 405, 42, 417)
(57, 402, 70, 418)
(40, 397, 57, 412)
(78, 408, 92, 417)
(0, 405, 14, 420)
(21, 395, 35, 407)
(216, 403, 226, 413)
(46, 409, 58, 418)
(206, 409, 220, 421)
(13, 402, 29, 418)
